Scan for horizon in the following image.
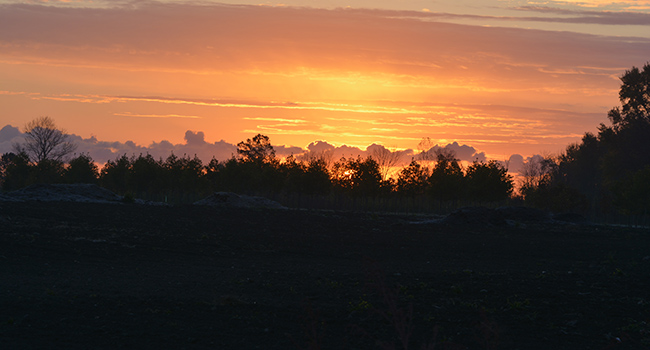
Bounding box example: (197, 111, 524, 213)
(2, 1, 650, 162)
(0, 123, 508, 173)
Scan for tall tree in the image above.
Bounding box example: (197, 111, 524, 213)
(14, 116, 76, 164)
(332, 156, 384, 196)
(527, 63, 650, 214)
(598, 64, 650, 184)
(1, 152, 32, 190)
(465, 160, 513, 202)
(370, 145, 401, 181)
(416, 137, 435, 161)
(611, 63, 650, 124)
(237, 134, 276, 163)
(64, 153, 99, 184)
(396, 159, 429, 195)
(427, 149, 465, 201)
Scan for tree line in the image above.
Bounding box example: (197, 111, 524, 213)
(2, 63, 649, 218)
(520, 63, 650, 218)
(0, 128, 513, 206)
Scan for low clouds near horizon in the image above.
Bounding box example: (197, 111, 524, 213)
(1, 1, 646, 158)
(0, 124, 533, 175)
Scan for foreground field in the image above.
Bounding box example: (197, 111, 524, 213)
(1, 202, 649, 349)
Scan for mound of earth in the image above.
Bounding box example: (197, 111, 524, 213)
(496, 206, 552, 222)
(194, 192, 286, 209)
(0, 193, 21, 202)
(441, 206, 508, 226)
(441, 206, 554, 227)
(2, 183, 123, 203)
(552, 212, 588, 223)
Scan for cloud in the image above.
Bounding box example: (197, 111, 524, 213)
(184, 130, 206, 146)
(507, 154, 525, 174)
(0, 125, 22, 154)
(510, 5, 650, 25)
(0, 125, 21, 142)
(3, 124, 538, 179)
(1, 125, 323, 165)
(545, 1, 650, 10)
(114, 112, 201, 119)
(421, 142, 487, 163)
(2, 3, 647, 81)
(306, 141, 335, 154)
(60, 130, 239, 165)
(0, 2, 642, 158)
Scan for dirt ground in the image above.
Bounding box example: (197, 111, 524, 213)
(1, 201, 649, 349)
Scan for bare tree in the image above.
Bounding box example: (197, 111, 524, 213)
(416, 137, 435, 161)
(13, 116, 77, 164)
(433, 148, 459, 167)
(519, 155, 557, 191)
(371, 146, 402, 181)
(302, 149, 335, 169)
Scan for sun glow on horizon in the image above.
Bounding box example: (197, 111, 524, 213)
(1, 0, 645, 161)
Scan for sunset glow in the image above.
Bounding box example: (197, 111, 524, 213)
(1, 0, 649, 163)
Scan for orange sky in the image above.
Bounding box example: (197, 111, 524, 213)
(1, 0, 650, 163)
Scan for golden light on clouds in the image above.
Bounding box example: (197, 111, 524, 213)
(552, 0, 650, 7)
(1, 1, 649, 161)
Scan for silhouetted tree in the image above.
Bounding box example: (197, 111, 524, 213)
(130, 154, 164, 195)
(302, 158, 332, 195)
(211, 156, 279, 195)
(280, 156, 332, 195)
(416, 137, 435, 161)
(524, 63, 650, 215)
(1, 152, 31, 191)
(612, 165, 650, 216)
(597, 63, 650, 184)
(371, 146, 401, 181)
(607, 63, 650, 128)
(280, 155, 305, 194)
(332, 156, 385, 196)
(427, 149, 464, 201)
(14, 116, 76, 164)
(100, 154, 132, 194)
(395, 159, 429, 195)
(519, 155, 556, 197)
(302, 147, 334, 169)
(204, 156, 223, 190)
(164, 153, 206, 193)
(64, 153, 99, 184)
(465, 160, 513, 202)
(31, 158, 65, 184)
(0, 153, 15, 189)
(237, 134, 276, 163)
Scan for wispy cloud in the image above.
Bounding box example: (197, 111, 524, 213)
(0, 1, 642, 158)
(9, 91, 435, 115)
(510, 5, 650, 25)
(114, 112, 201, 119)
(546, 0, 650, 9)
(243, 117, 307, 123)
(338, 5, 650, 27)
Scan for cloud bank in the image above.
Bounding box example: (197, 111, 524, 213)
(0, 1, 646, 158)
(1, 125, 502, 169)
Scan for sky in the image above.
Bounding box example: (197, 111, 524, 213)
(1, 0, 650, 168)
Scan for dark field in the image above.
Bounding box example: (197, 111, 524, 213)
(1, 202, 649, 349)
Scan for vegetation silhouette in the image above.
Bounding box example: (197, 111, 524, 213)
(521, 63, 650, 222)
(2, 63, 649, 222)
(14, 116, 76, 164)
